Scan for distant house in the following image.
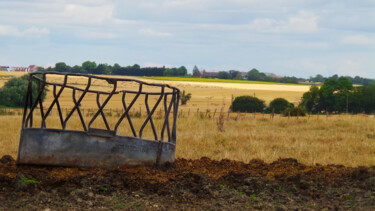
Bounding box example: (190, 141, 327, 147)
(12, 67, 29, 72)
(28, 65, 40, 72)
(193, 68, 219, 78)
(264, 72, 282, 79)
(0, 66, 9, 71)
(11, 65, 41, 72)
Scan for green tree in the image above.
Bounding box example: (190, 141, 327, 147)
(95, 64, 111, 75)
(268, 98, 293, 114)
(217, 71, 231, 79)
(299, 85, 320, 113)
(230, 96, 265, 112)
(82, 61, 97, 74)
(177, 66, 187, 76)
(0, 75, 47, 107)
(163, 68, 175, 76)
(319, 77, 352, 112)
(55, 62, 68, 72)
(247, 68, 267, 81)
(229, 70, 242, 80)
(349, 84, 375, 114)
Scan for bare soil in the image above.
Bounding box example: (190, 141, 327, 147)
(0, 155, 374, 210)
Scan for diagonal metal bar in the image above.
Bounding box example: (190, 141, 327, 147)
(63, 77, 91, 130)
(88, 80, 117, 130)
(22, 75, 33, 128)
(71, 88, 87, 131)
(40, 74, 68, 127)
(53, 85, 64, 129)
(171, 90, 180, 144)
(114, 84, 143, 133)
(139, 86, 165, 139)
(36, 79, 46, 128)
(26, 74, 47, 127)
(161, 94, 174, 141)
(143, 94, 158, 140)
(94, 93, 110, 130)
(121, 92, 137, 137)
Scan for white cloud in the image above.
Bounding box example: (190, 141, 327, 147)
(0, 25, 49, 37)
(139, 28, 172, 37)
(23, 27, 49, 36)
(341, 35, 374, 46)
(0, 25, 19, 36)
(62, 4, 114, 25)
(249, 11, 319, 33)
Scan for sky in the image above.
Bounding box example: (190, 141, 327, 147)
(0, 0, 374, 78)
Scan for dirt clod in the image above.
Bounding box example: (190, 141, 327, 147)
(0, 155, 374, 210)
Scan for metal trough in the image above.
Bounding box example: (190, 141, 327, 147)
(17, 72, 180, 168)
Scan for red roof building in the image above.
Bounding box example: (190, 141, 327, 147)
(11, 65, 40, 72)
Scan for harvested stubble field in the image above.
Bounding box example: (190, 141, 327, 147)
(0, 72, 375, 210)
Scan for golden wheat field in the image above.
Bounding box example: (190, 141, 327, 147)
(0, 71, 374, 167)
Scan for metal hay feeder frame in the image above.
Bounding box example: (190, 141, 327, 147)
(17, 72, 180, 168)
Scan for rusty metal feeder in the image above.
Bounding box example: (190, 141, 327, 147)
(17, 72, 180, 168)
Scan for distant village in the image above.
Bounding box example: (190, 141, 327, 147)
(0, 65, 41, 72)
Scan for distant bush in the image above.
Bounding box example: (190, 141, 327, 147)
(230, 96, 265, 112)
(267, 98, 294, 114)
(0, 75, 46, 108)
(282, 107, 306, 116)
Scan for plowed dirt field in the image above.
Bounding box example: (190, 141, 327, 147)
(0, 155, 374, 210)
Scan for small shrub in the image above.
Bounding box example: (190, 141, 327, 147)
(230, 96, 265, 112)
(180, 90, 192, 105)
(216, 107, 225, 132)
(267, 98, 293, 114)
(282, 107, 306, 116)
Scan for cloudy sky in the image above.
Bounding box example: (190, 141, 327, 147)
(0, 0, 374, 78)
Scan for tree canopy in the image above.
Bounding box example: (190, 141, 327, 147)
(299, 77, 375, 114)
(0, 75, 46, 108)
(230, 96, 265, 113)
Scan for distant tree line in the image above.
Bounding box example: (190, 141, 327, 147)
(246, 68, 302, 84)
(300, 77, 375, 114)
(309, 74, 375, 85)
(215, 68, 375, 85)
(39, 61, 375, 86)
(41, 61, 187, 77)
(216, 68, 306, 84)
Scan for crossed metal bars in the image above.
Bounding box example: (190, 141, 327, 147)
(22, 72, 180, 143)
